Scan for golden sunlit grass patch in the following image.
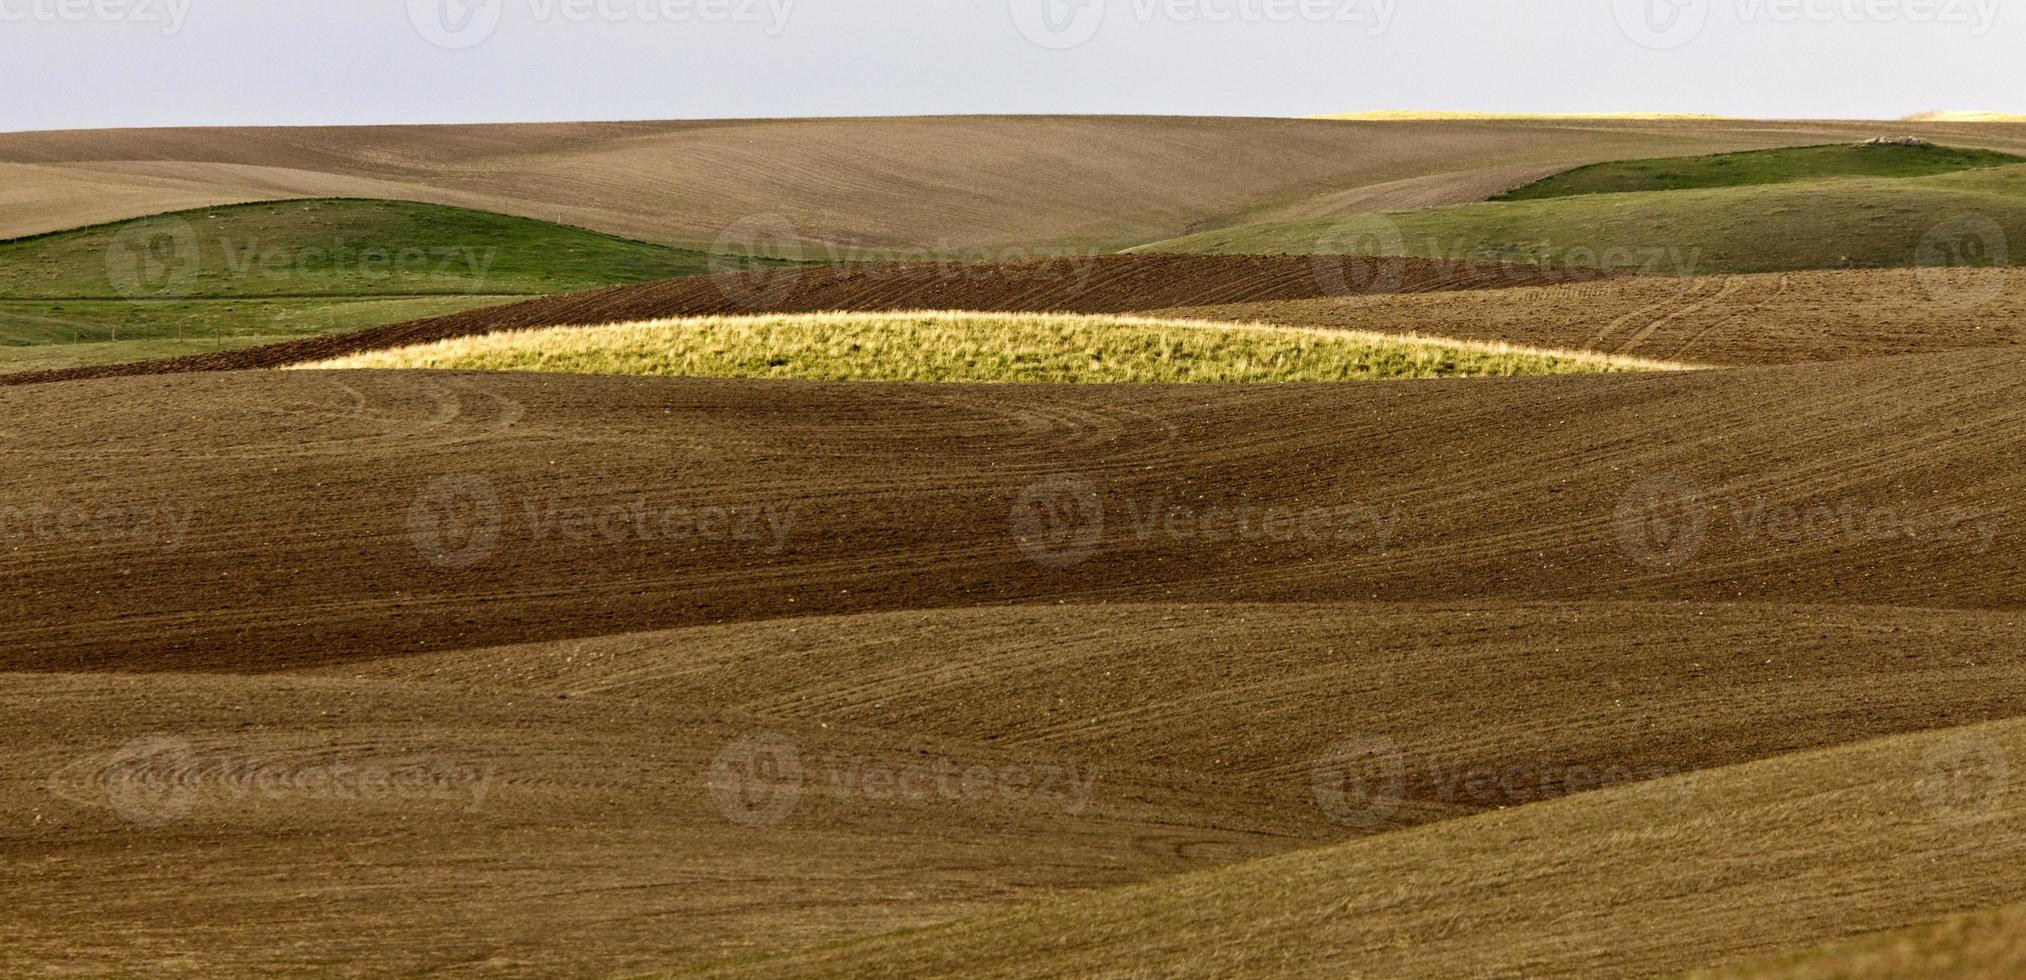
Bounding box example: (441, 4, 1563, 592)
(293, 311, 1694, 382)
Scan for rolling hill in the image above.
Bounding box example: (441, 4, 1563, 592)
(2, 262, 2023, 974)
(689, 718, 2026, 978)
(0, 198, 764, 372)
(1147, 268, 2026, 366)
(10, 116, 2026, 252)
(1493, 141, 2025, 200)
(8, 115, 2026, 978)
(1139, 162, 2026, 275)
(9, 598, 2011, 976)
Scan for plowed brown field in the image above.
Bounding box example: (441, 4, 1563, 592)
(1155, 268, 2026, 365)
(5, 336, 2025, 975)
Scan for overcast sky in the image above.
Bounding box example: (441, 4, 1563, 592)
(1, 0, 2017, 131)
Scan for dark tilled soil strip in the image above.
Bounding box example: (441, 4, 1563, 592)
(0, 254, 1612, 386)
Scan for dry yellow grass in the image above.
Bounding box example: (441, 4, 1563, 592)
(291, 311, 1695, 382)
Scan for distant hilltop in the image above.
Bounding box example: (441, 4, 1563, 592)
(1902, 111, 2026, 123)
(1313, 111, 2026, 124)
(1312, 111, 1733, 121)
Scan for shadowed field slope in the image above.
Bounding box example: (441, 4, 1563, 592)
(7, 600, 2019, 977)
(1141, 164, 2026, 275)
(307, 602, 2026, 831)
(10, 117, 2026, 249)
(300, 311, 1682, 382)
(1147, 269, 2026, 367)
(0, 671, 1321, 978)
(2, 346, 2022, 673)
(692, 718, 2026, 979)
(0, 253, 1611, 385)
